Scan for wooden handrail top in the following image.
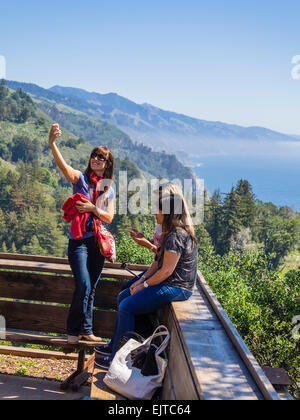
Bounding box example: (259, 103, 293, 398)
(0, 258, 143, 280)
(0, 253, 149, 271)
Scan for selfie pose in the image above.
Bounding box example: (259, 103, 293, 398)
(49, 124, 115, 344)
(95, 193, 199, 369)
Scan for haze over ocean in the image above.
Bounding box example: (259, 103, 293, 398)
(193, 155, 300, 211)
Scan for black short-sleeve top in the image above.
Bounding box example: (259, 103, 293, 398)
(157, 229, 199, 292)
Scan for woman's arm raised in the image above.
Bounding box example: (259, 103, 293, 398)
(49, 124, 80, 185)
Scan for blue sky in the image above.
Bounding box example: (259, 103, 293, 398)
(1, 0, 300, 134)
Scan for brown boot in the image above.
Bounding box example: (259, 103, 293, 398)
(79, 334, 102, 343)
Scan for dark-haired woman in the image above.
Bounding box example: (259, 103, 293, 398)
(95, 193, 198, 369)
(49, 124, 115, 344)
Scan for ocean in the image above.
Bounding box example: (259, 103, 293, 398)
(192, 155, 300, 211)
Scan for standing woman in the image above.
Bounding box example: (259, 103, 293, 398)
(49, 124, 115, 344)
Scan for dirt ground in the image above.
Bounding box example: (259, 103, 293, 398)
(0, 353, 84, 383)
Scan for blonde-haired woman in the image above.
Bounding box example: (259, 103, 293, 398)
(94, 193, 198, 369)
(129, 181, 193, 255)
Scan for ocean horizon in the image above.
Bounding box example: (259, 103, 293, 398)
(193, 155, 300, 212)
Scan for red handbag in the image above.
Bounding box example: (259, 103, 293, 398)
(89, 185, 117, 263)
(94, 219, 116, 263)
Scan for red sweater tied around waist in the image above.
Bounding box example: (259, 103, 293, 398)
(62, 191, 117, 262)
(62, 193, 95, 240)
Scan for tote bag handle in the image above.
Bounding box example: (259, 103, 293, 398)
(147, 325, 170, 357)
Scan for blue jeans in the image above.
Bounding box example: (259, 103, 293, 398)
(109, 276, 192, 358)
(67, 237, 105, 336)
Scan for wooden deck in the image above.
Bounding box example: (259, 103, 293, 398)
(0, 253, 282, 400)
(91, 368, 126, 401)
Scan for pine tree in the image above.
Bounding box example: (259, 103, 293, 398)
(204, 190, 223, 253)
(1, 242, 8, 253)
(10, 242, 17, 254)
(0, 79, 7, 100)
(22, 235, 45, 256)
(195, 223, 213, 258)
(235, 180, 257, 230)
(0, 208, 6, 244)
(220, 188, 243, 254)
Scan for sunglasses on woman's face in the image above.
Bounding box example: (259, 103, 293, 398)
(91, 152, 107, 161)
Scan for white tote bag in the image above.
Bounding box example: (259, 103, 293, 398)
(103, 325, 170, 400)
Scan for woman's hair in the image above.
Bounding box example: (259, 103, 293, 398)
(157, 182, 194, 231)
(84, 146, 114, 194)
(156, 182, 184, 197)
(158, 193, 197, 247)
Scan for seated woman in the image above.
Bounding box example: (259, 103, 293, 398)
(124, 182, 193, 291)
(128, 182, 192, 256)
(94, 193, 199, 369)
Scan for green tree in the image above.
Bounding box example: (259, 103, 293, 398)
(116, 233, 154, 266)
(194, 223, 213, 258)
(0, 208, 6, 245)
(22, 235, 45, 256)
(11, 136, 41, 163)
(0, 79, 7, 100)
(10, 242, 17, 254)
(220, 188, 243, 254)
(259, 216, 300, 267)
(18, 207, 67, 257)
(1, 242, 8, 253)
(204, 190, 222, 252)
(235, 179, 257, 230)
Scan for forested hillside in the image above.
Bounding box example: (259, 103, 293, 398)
(0, 80, 299, 398)
(6, 80, 197, 183)
(202, 180, 300, 269)
(0, 80, 147, 256)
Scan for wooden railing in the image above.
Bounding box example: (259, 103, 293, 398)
(0, 253, 283, 400)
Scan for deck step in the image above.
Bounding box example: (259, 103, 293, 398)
(90, 368, 126, 400)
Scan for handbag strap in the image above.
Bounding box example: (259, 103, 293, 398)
(123, 331, 145, 343)
(88, 185, 95, 205)
(147, 325, 170, 357)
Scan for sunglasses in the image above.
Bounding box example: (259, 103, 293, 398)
(91, 152, 107, 161)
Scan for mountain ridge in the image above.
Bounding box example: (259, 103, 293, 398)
(7, 80, 300, 162)
(6, 80, 196, 183)
(48, 84, 299, 138)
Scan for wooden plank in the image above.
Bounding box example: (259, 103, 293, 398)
(159, 305, 200, 400)
(0, 272, 123, 309)
(0, 253, 68, 264)
(0, 345, 80, 360)
(197, 272, 280, 401)
(161, 367, 176, 400)
(170, 281, 264, 400)
(90, 368, 126, 400)
(262, 368, 291, 387)
(162, 273, 278, 400)
(0, 253, 149, 271)
(2, 331, 103, 350)
(0, 259, 141, 279)
(0, 300, 116, 338)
